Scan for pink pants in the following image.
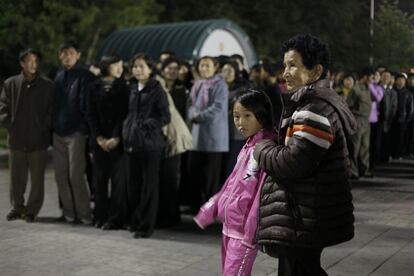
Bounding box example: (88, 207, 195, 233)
(221, 235, 258, 276)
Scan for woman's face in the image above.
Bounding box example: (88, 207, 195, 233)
(343, 76, 354, 89)
(373, 71, 381, 83)
(178, 64, 189, 81)
(222, 64, 236, 84)
(109, 60, 123, 79)
(283, 49, 319, 91)
(198, 58, 216, 79)
(163, 62, 179, 81)
(132, 58, 151, 81)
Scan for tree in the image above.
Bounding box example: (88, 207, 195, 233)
(373, 0, 414, 71)
(0, 0, 163, 78)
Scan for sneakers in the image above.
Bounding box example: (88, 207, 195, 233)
(80, 218, 93, 225)
(6, 209, 24, 221)
(64, 216, 75, 223)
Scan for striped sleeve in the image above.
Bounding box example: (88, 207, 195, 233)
(285, 110, 334, 149)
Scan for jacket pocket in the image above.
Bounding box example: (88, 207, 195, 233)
(224, 195, 243, 226)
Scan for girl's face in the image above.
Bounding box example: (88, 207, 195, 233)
(198, 58, 217, 79)
(132, 58, 152, 81)
(163, 62, 179, 81)
(283, 49, 320, 91)
(109, 60, 123, 79)
(233, 101, 263, 138)
(222, 64, 236, 84)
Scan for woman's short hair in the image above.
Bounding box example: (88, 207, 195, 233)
(232, 89, 275, 129)
(99, 55, 121, 77)
(161, 56, 181, 71)
(129, 53, 156, 77)
(281, 34, 330, 79)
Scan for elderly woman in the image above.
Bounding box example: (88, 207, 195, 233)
(253, 34, 356, 275)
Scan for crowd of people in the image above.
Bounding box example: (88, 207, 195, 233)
(1, 34, 414, 275)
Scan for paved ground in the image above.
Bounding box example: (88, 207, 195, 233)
(0, 156, 413, 276)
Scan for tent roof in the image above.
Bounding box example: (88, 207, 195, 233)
(96, 19, 257, 65)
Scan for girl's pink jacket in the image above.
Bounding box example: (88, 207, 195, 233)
(194, 128, 276, 248)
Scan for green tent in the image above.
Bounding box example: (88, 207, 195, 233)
(97, 19, 257, 67)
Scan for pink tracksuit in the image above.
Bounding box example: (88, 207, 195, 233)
(194, 128, 276, 276)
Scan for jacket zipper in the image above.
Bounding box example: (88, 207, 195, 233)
(223, 144, 250, 234)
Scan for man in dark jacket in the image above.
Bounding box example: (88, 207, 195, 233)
(0, 49, 53, 222)
(53, 40, 96, 224)
(390, 73, 414, 159)
(253, 34, 356, 276)
(379, 70, 398, 163)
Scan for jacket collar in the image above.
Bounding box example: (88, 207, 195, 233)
(246, 128, 276, 147)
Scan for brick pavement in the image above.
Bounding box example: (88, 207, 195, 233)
(0, 159, 413, 276)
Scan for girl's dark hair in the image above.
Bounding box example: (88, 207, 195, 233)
(232, 89, 275, 129)
(129, 53, 156, 78)
(281, 34, 330, 79)
(99, 55, 121, 77)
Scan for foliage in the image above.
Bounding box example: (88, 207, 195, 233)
(0, 0, 163, 78)
(0, 0, 413, 79)
(373, 0, 414, 71)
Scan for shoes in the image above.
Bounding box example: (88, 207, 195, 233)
(349, 174, 359, 180)
(133, 231, 152, 239)
(25, 214, 35, 223)
(362, 171, 374, 178)
(102, 222, 121, 230)
(94, 221, 104, 228)
(80, 218, 93, 225)
(64, 216, 75, 223)
(6, 209, 24, 221)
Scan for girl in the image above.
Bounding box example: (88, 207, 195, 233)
(187, 56, 229, 210)
(86, 55, 128, 229)
(194, 89, 276, 276)
(122, 54, 170, 238)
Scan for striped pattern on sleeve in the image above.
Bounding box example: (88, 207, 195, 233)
(285, 110, 334, 149)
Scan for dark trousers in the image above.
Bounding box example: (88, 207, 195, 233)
(188, 151, 223, 208)
(390, 122, 407, 158)
(92, 148, 126, 225)
(9, 149, 48, 216)
(380, 130, 393, 163)
(404, 121, 414, 155)
(278, 247, 327, 276)
(157, 154, 182, 227)
(369, 122, 382, 167)
(126, 150, 161, 235)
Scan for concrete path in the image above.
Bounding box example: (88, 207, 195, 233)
(0, 158, 413, 276)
